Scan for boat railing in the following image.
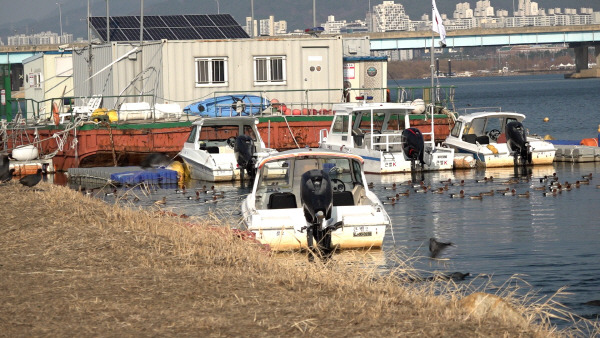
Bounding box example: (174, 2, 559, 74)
(368, 133, 404, 152)
(3, 84, 457, 125)
(5, 94, 196, 126)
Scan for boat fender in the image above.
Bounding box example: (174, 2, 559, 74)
(486, 144, 498, 154)
(52, 102, 60, 126)
(580, 138, 598, 147)
(232, 99, 246, 114)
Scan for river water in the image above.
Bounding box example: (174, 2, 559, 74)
(71, 74, 600, 328)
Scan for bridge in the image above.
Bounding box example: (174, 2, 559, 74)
(365, 24, 600, 78)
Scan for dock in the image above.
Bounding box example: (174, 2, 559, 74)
(68, 166, 178, 186)
(553, 145, 600, 162)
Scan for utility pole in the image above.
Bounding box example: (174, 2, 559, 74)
(106, 0, 110, 43)
(251, 0, 254, 37)
(56, 2, 63, 40)
(313, 0, 316, 28)
(215, 0, 220, 14)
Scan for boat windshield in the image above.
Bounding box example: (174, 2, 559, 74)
(257, 157, 364, 194)
(354, 110, 406, 133)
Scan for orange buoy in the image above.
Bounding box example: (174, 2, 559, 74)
(52, 102, 60, 125)
(580, 138, 599, 147)
(292, 109, 301, 115)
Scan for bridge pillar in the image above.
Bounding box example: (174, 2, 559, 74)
(566, 43, 600, 79)
(574, 45, 589, 73)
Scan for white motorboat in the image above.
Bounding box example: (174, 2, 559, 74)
(318, 100, 454, 173)
(241, 149, 390, 252)
(444, 111, 555, 167)
(179, 116, 276, 181)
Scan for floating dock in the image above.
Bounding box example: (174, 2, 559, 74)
(553, 145, 600, 162)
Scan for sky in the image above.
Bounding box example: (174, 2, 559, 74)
(0, 0, 598, 41)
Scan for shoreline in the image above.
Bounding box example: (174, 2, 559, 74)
(0, 181, 572, 336)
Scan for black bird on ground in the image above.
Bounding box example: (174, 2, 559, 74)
(1, 168, 15, 183)
(429, 237, 453, 258)
(19, 168, 44, 188)
(141, 153, 172, 169)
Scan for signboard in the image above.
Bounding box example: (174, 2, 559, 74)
(344, 63, 355, 80)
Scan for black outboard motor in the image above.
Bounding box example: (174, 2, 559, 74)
(300, 169, 342, 261)
(506, 121, 532, 166)
(234, 135, 256, 181)
(401, 128, 426, 169)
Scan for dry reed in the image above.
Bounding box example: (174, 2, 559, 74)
(0, 181, 597, 337)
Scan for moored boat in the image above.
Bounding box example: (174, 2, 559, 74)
(241, 149, 390, 251)
(179, 116, 276, 181)
(318, 99, 455, 173)
(444, 111, 556, 167)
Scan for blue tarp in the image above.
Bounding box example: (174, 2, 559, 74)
(183, 95, 270, 117)
(110, 169, 178, 185)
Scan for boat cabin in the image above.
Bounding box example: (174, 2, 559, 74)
(185, 117, 264, 154)
(325, 102, 416, 151)
(253, 150, 369, 211)
(449, 112, 526, 145)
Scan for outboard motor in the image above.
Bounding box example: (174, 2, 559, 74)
(401, 128, 426, 170)
(300, 169, 342, 261)
(234, 135, 256, 181)
(506, 121, 532, 166)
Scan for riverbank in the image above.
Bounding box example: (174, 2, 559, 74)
(0, 182, 566, 336)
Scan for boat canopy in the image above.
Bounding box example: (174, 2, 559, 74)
(456, 112, 526, 123)
(257, 149, 364, 169)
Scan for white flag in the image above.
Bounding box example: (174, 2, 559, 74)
(432, 0, 447, 47)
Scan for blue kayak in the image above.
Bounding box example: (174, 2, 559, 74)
(183, 95, 270, 117)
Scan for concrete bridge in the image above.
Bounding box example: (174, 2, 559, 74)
(365, 24, 600, 78)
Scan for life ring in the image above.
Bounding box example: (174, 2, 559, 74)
(52, 102, 60, 126)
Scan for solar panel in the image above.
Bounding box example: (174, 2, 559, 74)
(161, 16, 189, 28)
(111, 16, 139, 28)
(196, 26, 226, 39)
(143, 16, 166, 28)
(90, 14, 248, 42)
(210, 14, 238, 26)
(219, 26, 250, 39)
(184, 15, 215, 27)
(171, 28, 200, 40)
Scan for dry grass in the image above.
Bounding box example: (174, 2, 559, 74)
(0, 182, 597, 336)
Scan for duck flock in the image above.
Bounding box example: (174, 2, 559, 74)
(375, 172, 596, 205)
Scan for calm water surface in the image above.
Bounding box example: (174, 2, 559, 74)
(75, 74, 600, 328)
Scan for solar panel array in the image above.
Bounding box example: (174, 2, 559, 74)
(90, 14, 249, 42)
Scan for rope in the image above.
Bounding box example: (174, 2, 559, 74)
(282, 115, 300, 149)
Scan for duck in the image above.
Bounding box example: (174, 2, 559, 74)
(175, 185, 187, 194)
(542, 189, 558, 197)
(104, 188, 117, 197)
(579, 179, 590, 185)
(154, 196, 167, 205)
(475, 176, 491, 183)
(386, 193, 400, 200)
(496, 187, 510, 193)
(432, 187, 445, 194)
(533, 186, 546, 191)
(439, 178, 451, 185)
(451, 179, 465, 186)
(517, 191, 530, 198)
(367, 182, 374, 189)
(414, 185, 429, 193)
(397, 189, 410, 197)
(383, 197, 396, 205)
(501, 178, 520, 185)
(383, 183, 397, 190)
(449, 190, 465, 198)
(469, 193, 483, 200)
(480, 189, 494, 196)
(582, 173, 593, 180)
(502, 188, 516, 196)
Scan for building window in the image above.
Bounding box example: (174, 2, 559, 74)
(253, 56, 286, 85)
(195, 57, 227, 87)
